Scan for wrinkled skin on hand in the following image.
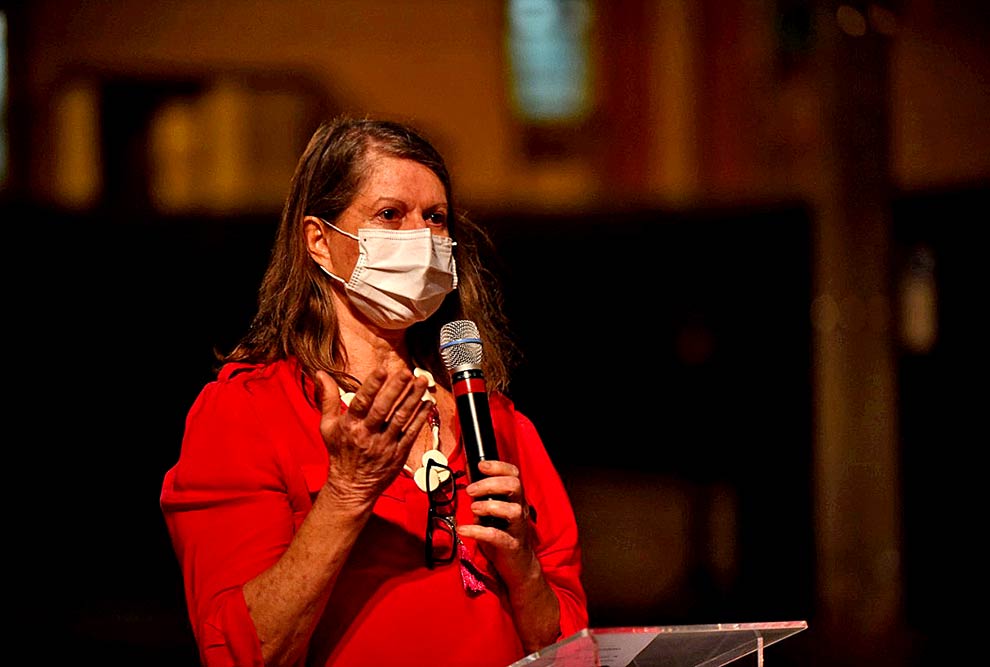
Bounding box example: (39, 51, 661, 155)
(315, 367, 432, 507)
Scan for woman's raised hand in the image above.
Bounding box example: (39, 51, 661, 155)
(316, 368, 431, 505)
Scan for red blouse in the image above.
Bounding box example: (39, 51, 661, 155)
(161, 359, 588, 667)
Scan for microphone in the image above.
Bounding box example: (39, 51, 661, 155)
(439, 319, 509, 530)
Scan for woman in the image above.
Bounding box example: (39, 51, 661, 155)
(160, 117, 588, 667)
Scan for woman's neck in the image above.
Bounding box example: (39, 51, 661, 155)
(336, 309, 414, 380)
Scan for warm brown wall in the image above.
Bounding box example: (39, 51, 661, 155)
(14, 0, 988, 213)
(20, 0, 515, 208)
(891, 0, 990, 188)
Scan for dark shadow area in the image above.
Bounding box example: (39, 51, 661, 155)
(11, 185, 981, 666)
(10, 205, 277, 665)
(485, 205, 816, 667)
(892, 184, 988, 666)
(10, 199, 815, 664)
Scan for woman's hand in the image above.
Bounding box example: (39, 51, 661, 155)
(458, 459, 562, 651)
(315, 368, 431, 507)
(457, 459, 541, 588)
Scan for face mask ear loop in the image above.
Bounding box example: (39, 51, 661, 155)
(314, 218, 354, 284)
(318, 263, 347, 285)
(318, 218, 360, 242)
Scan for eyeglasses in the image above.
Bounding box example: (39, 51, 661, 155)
(425, 458, 465, 569)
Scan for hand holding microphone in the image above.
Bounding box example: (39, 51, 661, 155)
(440, 320, 510, 530)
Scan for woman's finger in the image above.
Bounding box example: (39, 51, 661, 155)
(315, 370, 341, 417)
(345, 367, 388, 418)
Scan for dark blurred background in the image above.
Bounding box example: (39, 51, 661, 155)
(3, 1, 986, 666)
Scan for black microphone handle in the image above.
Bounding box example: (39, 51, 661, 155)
(451, 368, 509, 530)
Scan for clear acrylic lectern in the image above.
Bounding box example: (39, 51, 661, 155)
(508, 621, 808, 667)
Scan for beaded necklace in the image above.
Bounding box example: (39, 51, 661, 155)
(337, 367, 448, 493)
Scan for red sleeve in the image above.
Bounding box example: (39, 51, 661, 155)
(491, 395, 590, 640)
(160, 366, 315, 667)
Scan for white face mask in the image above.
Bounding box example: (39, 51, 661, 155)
(318, 221, 458, 329)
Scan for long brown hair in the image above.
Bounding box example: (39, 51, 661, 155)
(222, 116, 518, 397)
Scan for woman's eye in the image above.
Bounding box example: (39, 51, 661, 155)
(378, 208, 400, 221)
(427, 211, 447, 225)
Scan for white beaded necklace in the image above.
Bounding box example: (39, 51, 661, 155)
(337, 367, 448, 493)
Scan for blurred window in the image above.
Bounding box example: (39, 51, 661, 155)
(505, 0, 594, 124)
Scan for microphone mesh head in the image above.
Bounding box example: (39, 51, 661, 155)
(439, 320, 483, 370)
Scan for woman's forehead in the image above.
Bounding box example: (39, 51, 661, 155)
(357, 154, 447, 203)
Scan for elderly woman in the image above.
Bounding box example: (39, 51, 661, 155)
(161, 116, 588, 667)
